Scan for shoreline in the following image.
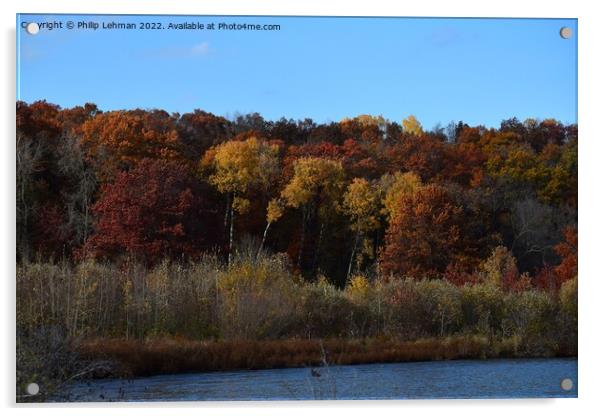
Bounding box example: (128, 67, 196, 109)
(76, 336, 576, 379)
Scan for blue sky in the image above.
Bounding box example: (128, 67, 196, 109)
(17, 15, 577, 129)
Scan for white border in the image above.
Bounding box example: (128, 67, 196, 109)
(2, 1, 601, 415)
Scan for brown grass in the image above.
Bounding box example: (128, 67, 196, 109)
(76, 335, 533, 378)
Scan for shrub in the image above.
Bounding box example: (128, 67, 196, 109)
(346, 274, 370, 300)
(380, 279, 427, 339)
(415, 280, 463, 337)
(480, 246, 519, 288)
(16, 260, 119, 337)
(559, 277, 578, 318)
(299, 276, 354, 338)
(557, 277, 577, 353)
(460, 283, 505, 335)
(16, 255, 575, 356)
(502, 290, 557, 354)
(217, 254, 301, 340)
(344, 275, 379, 338)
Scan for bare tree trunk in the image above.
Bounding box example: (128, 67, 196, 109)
(297, 207, 307, 270)
(258, 221, 271, 259)
(19, 181, 29, 261)
(80, 197, 90, 257)
(311, 222, 324, 276)
(228, 202, 235, 266)
(17, 138, 31, 262)
(223, 193, 231, 230)
(83, 203, 89, 243)
(373, 231, 378, 262)
(346, 231, 361, 280)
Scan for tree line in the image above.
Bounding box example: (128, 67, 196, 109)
(16, 100, 577, 288)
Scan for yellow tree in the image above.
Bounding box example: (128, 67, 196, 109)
(341, 178, 381, 279)
(380, 171, 423, 221)
(258, 198, 285, 256)
(207, 137, 279, 264)
(280, 157, 345, 271)
(402, 115, 424, 136)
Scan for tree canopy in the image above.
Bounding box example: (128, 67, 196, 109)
(16, 101, 577, 289)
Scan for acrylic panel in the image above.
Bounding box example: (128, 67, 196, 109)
(16, 14, 578, 402)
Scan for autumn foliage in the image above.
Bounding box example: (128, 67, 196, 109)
(553, 226, 578, 285)
(84, 159, 217, 260)
(80, 110, 184, 180)
(16, 102, 579, 389)
(17, 101, 577, 290)
(381, 185, 467, 279)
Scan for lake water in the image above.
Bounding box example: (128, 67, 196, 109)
(61, 358, 577, 401)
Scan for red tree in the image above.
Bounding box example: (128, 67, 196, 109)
(440, 143, 486, 187)
(532, 226, 577, 292)
(554, 226, 578, 284)
(386, 136, 446, 182)
(85, 159, 216, 261)
(380, 184, 466, 279)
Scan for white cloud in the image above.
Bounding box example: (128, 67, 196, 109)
(190, 41, 210, 56)
(139, 41, 212, 60)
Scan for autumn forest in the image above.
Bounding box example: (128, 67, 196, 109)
(16, 100, 577, 397)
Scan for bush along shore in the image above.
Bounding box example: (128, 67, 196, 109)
(17, 251, 577, 397)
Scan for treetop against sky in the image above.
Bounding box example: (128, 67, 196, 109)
(17, 15, 576, 129)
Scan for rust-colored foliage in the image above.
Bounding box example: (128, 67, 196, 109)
(80, 110, 184, 180)
(533, 226, 577, 291)
(386, 136, 446, 182)
(57, 103, 99, 136)
(33, 203, 71, 257)
(443, 262, 479, 286)
(85, 159, 215, 261)
(16, 102, 577, 285)
(340, 115, 386, 143)
(380, 184, 466, 279)
(17, 100, 62, 141)
(533, 265, 559, 293)
(283, 142, 343, 180)
(341, 139, 383, 179)
(440, 143, 486, 187)
(554, 226, 578, 284)
(76, 336, 503, 377)
(176, 110, 233, 160)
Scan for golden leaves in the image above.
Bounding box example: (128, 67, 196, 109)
(280, 157, 345, 210)
(380, 171, 422, 220)
(208, 137, 280, 195)
(342, 178, 380, 233)
(266, 198, 284, 224)
(402, 115, 424, 136)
